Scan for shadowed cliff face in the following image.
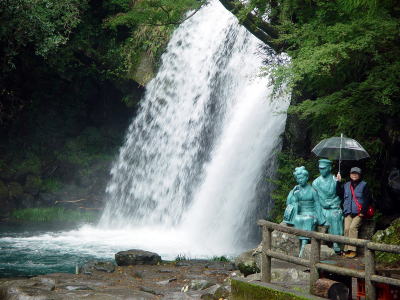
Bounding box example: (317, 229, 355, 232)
(0, 77, 144, 218)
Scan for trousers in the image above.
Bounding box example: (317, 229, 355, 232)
(344, 214, 362, 252)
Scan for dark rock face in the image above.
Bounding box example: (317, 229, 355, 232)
(115, 249, 162, 266)
(79, 260, 116, 274)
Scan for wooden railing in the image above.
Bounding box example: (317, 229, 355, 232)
(257, 220, 400, 300)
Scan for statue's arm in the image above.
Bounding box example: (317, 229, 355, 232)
(313, 189, 326, 225)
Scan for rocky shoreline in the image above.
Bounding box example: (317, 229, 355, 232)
(0, 250, 236, 300)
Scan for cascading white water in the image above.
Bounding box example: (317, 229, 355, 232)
(0, 1, 291, 277)
(99, 0, 290, 254)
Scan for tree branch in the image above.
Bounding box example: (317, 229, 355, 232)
(218, 0, 284, 52)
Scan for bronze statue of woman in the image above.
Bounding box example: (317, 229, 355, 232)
(284, 166, 324, 256)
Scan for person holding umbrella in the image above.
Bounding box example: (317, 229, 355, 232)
(312, 133, 370, 255)
(337, 167, 370, 258)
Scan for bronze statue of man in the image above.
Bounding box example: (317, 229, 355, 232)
(312, 159, 344, 253)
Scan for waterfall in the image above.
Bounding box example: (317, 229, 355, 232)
(99, 0, 290, 255)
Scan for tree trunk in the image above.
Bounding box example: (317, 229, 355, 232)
(313, 278, 349, 300)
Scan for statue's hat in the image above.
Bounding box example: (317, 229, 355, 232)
(318, 159, 332, 167)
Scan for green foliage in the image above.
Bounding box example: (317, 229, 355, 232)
(372, 218, 400, 265)
(237, 262, 260, 277)
(41, 178, 63, 192)
(268, 152, 318, 223)
(211, 256, 230, 262)
(0, 0, 88, 70)
(11, 207, 98, 223)
(174, 254, 189, 261)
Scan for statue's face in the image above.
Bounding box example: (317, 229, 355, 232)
(319, 165, 331, 177)
(295, 173, 308, 186)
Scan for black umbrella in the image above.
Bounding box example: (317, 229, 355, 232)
(312, 134, 370, 173)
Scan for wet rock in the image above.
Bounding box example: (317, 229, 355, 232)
(64, 285, 93, 290)
(176, 261, 190, 267)
(205, 262, 235, 271)
(115, 249, 161, 266)
(214, 285, 230, 299)
(271, 268, 310, 283)
(157, 277, 177, 285)
(80, 260, 116, 274)
(140, 286, 164, 295)
(234, 248, 261, 277)
(189, 279, 214, 290)
(158, 269, 174, 273)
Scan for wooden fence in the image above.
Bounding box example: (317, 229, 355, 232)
(257, 220, 400, 300)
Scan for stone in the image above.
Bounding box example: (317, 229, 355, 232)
(79, 260, 115, 274)
(300, 244, 336, 261)
(115, 249, 161, 266)
(189, 279, 214, 291)
(271, 268, 310, 283)
(140, 286, 164, 295)
(213, 285, 231, 299)
(157, 278, 177, 285)
(271, 224, 301, 257)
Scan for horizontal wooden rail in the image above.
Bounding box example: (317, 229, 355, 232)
(266, 249, 310, 267)
(258, 220, 368, 247)
(258, 219, 400, 300)
(315, 263, 365, 278)
(371, 275, 400, 287)
(367, 242, 400, 253)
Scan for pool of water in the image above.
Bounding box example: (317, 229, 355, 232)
(0, 222, 240, 278)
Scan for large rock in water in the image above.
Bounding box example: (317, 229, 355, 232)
(115, 249, 161, 266)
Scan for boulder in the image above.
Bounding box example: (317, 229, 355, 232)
(79, 260, 115, 274)
(271, 268, 310, 283)
(189, 279, 214, 291)
(115, 249, 161, 266)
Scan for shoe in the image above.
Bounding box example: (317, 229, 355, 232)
(346, 251, 357, 258)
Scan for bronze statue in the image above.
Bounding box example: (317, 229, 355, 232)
(284, 166, 323, 256)
(312, 159, 344, 253)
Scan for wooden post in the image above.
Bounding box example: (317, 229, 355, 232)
(309, 237, 320, 295)
(365, 246, 376, 300)
(261, 227, 272, 283)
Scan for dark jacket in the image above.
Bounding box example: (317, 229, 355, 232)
(342, 180, 369, 215)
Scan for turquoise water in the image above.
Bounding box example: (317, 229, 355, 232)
(0, 222, 237, 278)
(0, 223, 110, 278)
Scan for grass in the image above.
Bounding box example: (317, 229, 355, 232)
(211, 256, 230, 262)
(11, 207, 99, 223)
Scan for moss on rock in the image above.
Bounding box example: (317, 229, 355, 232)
(231, 279, 316, 300)
(372, 218, 400, 265)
